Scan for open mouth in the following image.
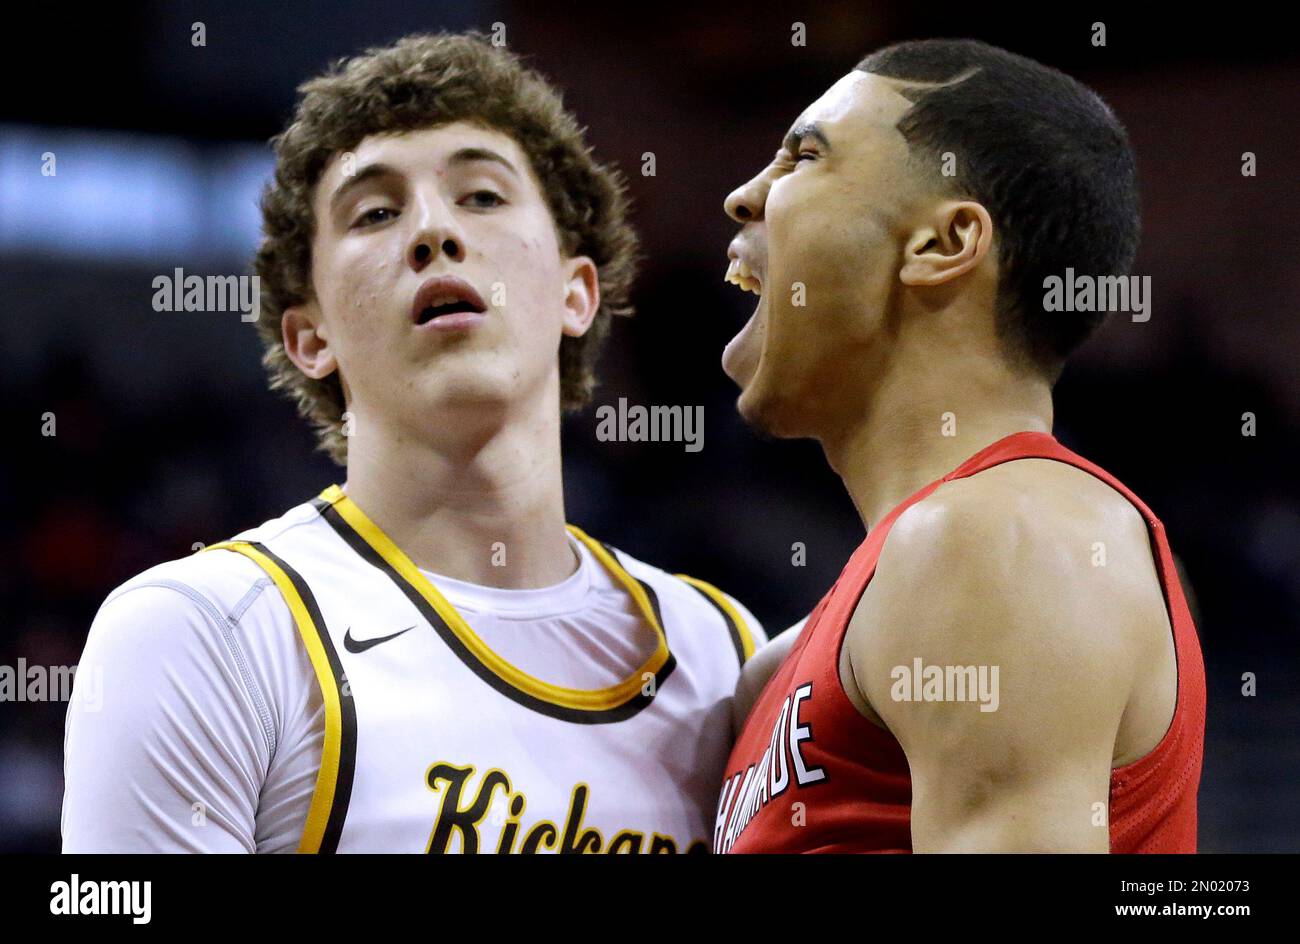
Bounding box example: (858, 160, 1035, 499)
(411, 275, 488, 328)
(722, 256, 766, 386)
(415, 299, 484, 324)
(724, 258, 764, 297)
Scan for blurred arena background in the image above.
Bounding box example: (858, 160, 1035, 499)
(1, 2, 1297, 852)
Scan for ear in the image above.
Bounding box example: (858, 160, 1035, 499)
(899, 201, 993, 288)
(282, 298, 338, 380)
(559, 255, 600, 338)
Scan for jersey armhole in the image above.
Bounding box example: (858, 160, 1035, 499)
(675, 574, 758, 667)
(205, 540, 355, 854)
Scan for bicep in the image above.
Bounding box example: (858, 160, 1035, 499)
(849, 509, 1131, 852)
(903, 701, 1117, 853)
(62, 584, 269, 853)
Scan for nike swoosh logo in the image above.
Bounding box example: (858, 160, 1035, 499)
(343, 625, 415, 653)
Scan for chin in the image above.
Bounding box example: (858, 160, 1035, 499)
(736, 376, 805, 441)
(420, 365, 520, 412)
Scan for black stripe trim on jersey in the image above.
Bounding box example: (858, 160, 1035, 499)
(317, 503, 675, 725)
(684, 581, 748, 668)
(247, 540, 356, 854)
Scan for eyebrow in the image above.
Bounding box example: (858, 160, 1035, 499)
(783, 121, 832, 155)
(328, 148, 520, 214)
(329, 162, 399, 215)
(448, 147, 520, 176)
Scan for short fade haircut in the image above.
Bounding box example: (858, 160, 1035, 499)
(857, 39, 1140, 377)
(254, 32, 639, 464)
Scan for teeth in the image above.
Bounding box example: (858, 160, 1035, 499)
(724, 259, 763, 296)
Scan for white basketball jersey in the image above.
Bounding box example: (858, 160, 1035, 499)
(206, 485, 759, 854)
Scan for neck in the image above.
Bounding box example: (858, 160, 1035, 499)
(822, 349, 1054, 529)
(341, 383, 577, 589)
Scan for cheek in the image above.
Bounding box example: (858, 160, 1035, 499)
(768, 218, 855, 323)
(769, 179, 848, 277)
(781, 198, 887, 295)
(489, 226, 565, 326)
(343, 240, 397, 294)
(765, 197, 891, 355)
(338, 235, 397, 293)
(313, 241, 402, 357)
(506, 235, 555, 292)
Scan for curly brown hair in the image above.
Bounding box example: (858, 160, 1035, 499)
(253, 32, 639, 464)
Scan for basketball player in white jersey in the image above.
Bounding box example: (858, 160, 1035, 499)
(61, 32, 763, 854)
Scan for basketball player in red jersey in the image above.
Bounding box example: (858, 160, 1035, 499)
(716, 39, 1205, 853)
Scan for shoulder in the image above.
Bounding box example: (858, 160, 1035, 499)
(83, 548, 298, 706)
(96, 493, 332, 632)
(850, 458, 1164, 730)
(873, 458, 1156, 623)
(105, 495, 323, 599)
(84, 501, 323, 701)
(65, 528, 322, 852)
(96, 548, 281, 642)
(228, 496, 330, 546)
(586, 536, 767, 659)
(78, 508, 326, 754)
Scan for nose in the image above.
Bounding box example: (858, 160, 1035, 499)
(410, 236, 463, 269)
(407, 193, 466, 271)
(724, 171, 768, 224)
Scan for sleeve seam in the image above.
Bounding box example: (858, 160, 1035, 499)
(103, 579, 278, 760)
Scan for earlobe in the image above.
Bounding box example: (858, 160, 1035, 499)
(282, 301, 337, 380)
(560, 256, 601, 338)
(899, 201, 992, 288)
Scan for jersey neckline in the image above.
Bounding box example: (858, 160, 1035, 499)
(311, 484, 675, 721)
(415, 531, 599, 618)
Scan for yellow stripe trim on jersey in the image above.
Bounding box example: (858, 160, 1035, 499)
(317, 485, 671, 713)
(204, 539, 342, 854)
(676, 574, 757, 661)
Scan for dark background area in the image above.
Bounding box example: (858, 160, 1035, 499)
(1, 1, 1296, 852)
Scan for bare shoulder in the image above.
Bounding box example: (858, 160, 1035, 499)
(873, 457, 1161, 622)
(846, 457, 1171, 745)
(902, 457, 1146, 549)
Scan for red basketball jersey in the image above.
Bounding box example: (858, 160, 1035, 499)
(717, 431, 1205, 853)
